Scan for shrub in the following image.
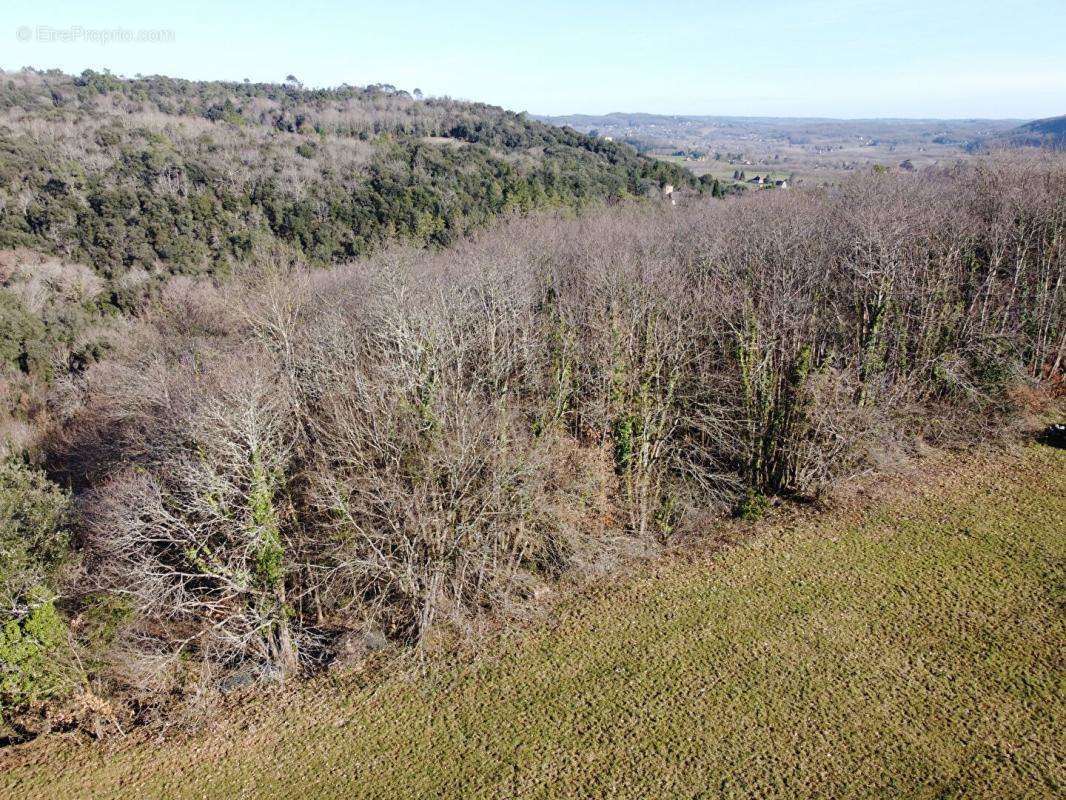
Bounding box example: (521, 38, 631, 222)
(0, 459, 71, 611)
(0, 461, 75, 718)
(735, 491, 772, 521)
(0, 590, 72, 714)
(0, 293, 51, 379)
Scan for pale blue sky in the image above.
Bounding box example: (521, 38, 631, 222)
(2, 0, 1064, 119)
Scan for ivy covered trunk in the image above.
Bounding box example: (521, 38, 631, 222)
(249, 449, 297, 676)
(737, 316, 819, 497)
(609, 312, 681, 538)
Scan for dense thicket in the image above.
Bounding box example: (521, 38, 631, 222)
(0, 69, 692, 294)
(0, 159, 1050, 737)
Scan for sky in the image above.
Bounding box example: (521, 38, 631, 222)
(2, 0, 1064, 119)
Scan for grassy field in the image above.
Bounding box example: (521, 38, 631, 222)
(652, 153, 925, 187)
(653, 154, 796, 184)
(3, 444, 1064, 799)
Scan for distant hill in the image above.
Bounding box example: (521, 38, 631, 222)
(992, 115, 1066, 150)
(536, 112, 1023, 129)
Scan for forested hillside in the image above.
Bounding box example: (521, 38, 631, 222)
(0, 69, 692, 286)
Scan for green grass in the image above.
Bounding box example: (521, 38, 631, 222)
(3, 445, 1064, 798)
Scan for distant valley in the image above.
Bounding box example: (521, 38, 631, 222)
(536, 113, 1037, 187)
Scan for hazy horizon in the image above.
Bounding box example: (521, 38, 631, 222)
(536, 111, 1035, 123)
